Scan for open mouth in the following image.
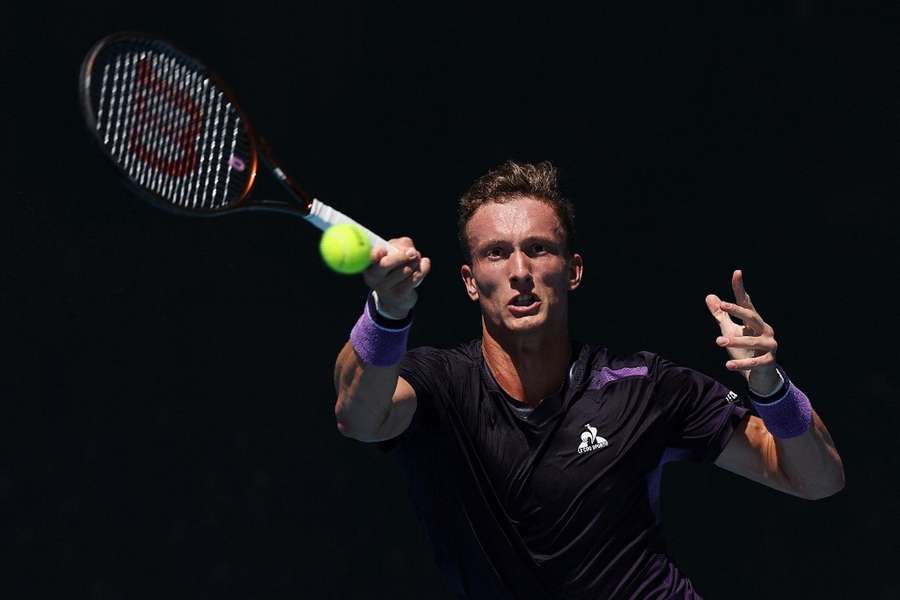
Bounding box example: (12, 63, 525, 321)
(508, 293, 540, 315)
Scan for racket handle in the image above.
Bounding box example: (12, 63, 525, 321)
(304, 199, 390, 249)
(306, 199, 422, 288)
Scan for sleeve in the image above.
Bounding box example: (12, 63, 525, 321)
(376, 346, 449, 452)
(652, 355, 750, 463)
(399, 346, 451, 433)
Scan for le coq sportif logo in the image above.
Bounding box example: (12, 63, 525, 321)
(577, 424, 609, 455)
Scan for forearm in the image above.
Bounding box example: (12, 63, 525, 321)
(328, 236, 428, 440)
(333, 341, 401, 440)
(771, 410, 845, 500)
(749, 370, 845, 500)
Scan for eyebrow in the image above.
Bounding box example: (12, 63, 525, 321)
(476, 236, 560, 251)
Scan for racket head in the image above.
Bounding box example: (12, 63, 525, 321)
(79, 32, 260, 216)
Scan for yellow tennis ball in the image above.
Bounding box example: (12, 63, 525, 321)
(319, 223, 373, 275)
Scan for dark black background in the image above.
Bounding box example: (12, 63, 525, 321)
(9, 2, 899, 598)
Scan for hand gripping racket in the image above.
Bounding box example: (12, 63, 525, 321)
(78, 31, 390, 251)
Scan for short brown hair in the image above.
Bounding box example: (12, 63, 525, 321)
(457, 160, 576, 262)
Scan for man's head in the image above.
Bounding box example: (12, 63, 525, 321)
(457, 160, 576, 263)
(458, 161, 583, 338)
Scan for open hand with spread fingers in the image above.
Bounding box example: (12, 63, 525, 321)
(705, 270, 782, 395)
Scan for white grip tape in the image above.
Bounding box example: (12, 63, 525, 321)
(304, 199, 390, 249)
(305, 199, 422, 287)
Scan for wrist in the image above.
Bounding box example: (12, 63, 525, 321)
(748, 367, 785, 399)
(748, 366, 813, 439)
(372, 290, 411, 321)
(369, 291, 413, 327)
(350, 292, 412, 367)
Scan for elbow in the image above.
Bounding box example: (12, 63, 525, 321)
(334, 396, 382, 442)
(334, 395, 353, 437)
(335, 420, 383, 443)
(804, 484, 844, 501)
(335, 417, 354, 439)
(334, 397, 358, 439)
(800, 469, 846, 501)
(813, 478, 846, 501)
(335, 416, 366, 441)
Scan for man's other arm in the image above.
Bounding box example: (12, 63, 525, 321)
(715, 411, 844, 500)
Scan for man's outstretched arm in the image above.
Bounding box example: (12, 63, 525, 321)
(333, 237, 430, 442)
(334, 341, 418, 442)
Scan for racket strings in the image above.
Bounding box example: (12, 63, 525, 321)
(91, 42, 252, 212)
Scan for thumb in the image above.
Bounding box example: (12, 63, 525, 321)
(705, 294, 728, 323)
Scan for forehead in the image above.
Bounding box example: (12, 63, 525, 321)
(466, 197, 563, 243)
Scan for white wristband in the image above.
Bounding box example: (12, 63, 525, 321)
(371, 290, 409, 321)
(749, 368, 785, 398)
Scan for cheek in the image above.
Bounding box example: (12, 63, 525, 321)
(478, 279, 500, 301)
(538, 267, 568, 288)
(537, 268, 574, 299)
(472, 266, 501, 298)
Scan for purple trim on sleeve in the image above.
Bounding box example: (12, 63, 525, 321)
(751, 381, 813, 439)
(588, 366, 649, 391)
(349, 296, 411, 367)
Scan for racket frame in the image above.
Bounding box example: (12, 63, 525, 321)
(78, 31, 391, 250)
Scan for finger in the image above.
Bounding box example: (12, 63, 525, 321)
(725, 353, 776, 371)
(411, 256, 432, 287)
(367, 246, 401, 273)
(390, 272, 420, 295)
(365, 246, 419, 280)
(388, 260, 427, 294)
(379, 246, 419, 268)
(718, 301, 765, 331)
(732, 269, 755, 310)
(382, 251, 424, 286)
(362, 249, 387, 288)
(370, 245, 389, 265)
(715, 335, 777, 354)
(381, 263, 417, 288)
(705, 294, 736, 326)
(387, 236, 415, 252)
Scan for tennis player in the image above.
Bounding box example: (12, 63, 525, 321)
(333, 161, 844, 599)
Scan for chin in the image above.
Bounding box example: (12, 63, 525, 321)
(503, 313, 546, 333)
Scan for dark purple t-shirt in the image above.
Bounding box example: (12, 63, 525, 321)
(380, 340, 749, 599)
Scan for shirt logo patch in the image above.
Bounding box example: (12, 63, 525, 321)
(724, 390, 739, 404)
(577, 424, 609, 454)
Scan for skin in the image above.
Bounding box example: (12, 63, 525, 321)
(332, 238, 429, 441)
(333, 195, 844, 500)
(459, 197, 583, 406)
(707, 270, 845, 500)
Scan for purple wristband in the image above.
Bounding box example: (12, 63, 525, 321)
(349, 294, 412, 367)
(749, 369, 813, 439)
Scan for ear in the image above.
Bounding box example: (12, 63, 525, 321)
(567, 252, 584, 291)
(460, 263, 479, 301)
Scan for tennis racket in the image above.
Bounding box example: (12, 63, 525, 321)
(78, 31, 390, 251)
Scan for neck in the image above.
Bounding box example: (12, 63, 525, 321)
(481, 319, 572, 407)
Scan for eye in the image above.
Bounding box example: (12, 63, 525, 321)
(531, 243, 547, 254)
(487, 246, 504, 259)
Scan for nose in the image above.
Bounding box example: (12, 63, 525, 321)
(509, 249, 533, 285)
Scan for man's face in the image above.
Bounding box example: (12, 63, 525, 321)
(460, 197, 583, 336)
